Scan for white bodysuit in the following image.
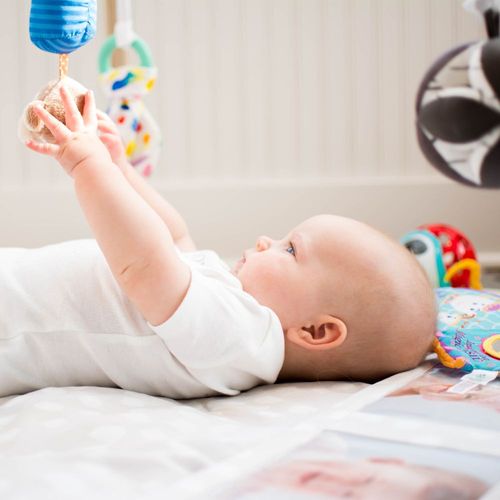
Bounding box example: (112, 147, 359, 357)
(0, 240, 284, 399)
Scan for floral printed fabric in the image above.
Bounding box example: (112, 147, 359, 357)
(435, 287, 500, 371)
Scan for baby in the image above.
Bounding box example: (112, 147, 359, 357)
(2, 87, 436, 399)
(232, 458, 487, 499)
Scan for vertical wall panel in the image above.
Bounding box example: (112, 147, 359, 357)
(378, 0, 404, 177)
(185, 0, 216, 178)
(4, 0, 486, 187)
(263, 0, 276, 177)
(405, 0, 433, 176)
(241, 0, 268, 178)
(270, 0, 297, 177)
(324, 0, 351, 177)
(213, 0, 243, 178)
(153, 0, 189, 181)
(297, 0, 323, 177)
(352, 0, 380, 176)
(0, 2, 22, 185)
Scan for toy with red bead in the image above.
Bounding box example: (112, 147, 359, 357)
(418, 223, 479, 288)
(401, 223, 482, 290)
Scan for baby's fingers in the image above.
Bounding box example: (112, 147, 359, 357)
(82, 90, 97, 129)
(99, 132, 125, 158)
(96, 109, 113, 122)
(96, 110, 119, 131)
(59, 85, 84, 130)
(97, 118, 117, 135)
(25, 139, 60, 157)
(32, 106, 69, 143)
(99, 132, 127, 169)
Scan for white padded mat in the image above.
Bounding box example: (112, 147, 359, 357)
(0, 380, 365, 499)
(1, 362, 498, 499)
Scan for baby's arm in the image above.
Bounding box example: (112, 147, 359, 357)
(26, 87, 190, 326)
(123, 164, 196, 252)
(97, 111, 196, 252)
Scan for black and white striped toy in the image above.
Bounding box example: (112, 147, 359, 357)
(416, 0, 500, 188)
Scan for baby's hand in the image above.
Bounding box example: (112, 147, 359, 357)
(96, 109, 129, 171)
(25, 86, 111, 177)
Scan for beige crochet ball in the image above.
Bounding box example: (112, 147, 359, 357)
(18, 76, 87, 144)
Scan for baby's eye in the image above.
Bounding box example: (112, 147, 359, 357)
(286, 242, 296, 256)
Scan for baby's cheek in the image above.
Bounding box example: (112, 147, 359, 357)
(241, 257, 286, 302)
(265, 265, 294, 299)
(244, 259, 278, 290)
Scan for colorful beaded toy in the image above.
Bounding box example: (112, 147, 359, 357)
(98, 10, 161, 178)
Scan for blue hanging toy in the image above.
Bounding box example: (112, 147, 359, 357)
(19, 1, 97, 145)
(29, 0, 97, 54)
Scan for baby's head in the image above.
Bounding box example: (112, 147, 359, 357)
(233, 214, 436, 382)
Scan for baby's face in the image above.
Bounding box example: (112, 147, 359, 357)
(232, 215, 374, 330)
(250, 458, 487, 499)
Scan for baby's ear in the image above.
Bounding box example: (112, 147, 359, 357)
(285, 315, 347, 351)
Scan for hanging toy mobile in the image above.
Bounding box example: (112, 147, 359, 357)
(413, 2, 500, 390)
(415, 0, 500, 187)
(18, 0, 97, 144)
(98, 0, 161, 177)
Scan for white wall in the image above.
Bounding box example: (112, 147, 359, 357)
(2, 0, 500, 259)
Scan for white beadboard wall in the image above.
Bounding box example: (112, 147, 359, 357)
(1, 0, 500, 259)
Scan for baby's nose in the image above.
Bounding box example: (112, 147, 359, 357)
(256, 236, 272, 251)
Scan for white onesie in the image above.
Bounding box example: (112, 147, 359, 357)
(0, 240, 284, 399)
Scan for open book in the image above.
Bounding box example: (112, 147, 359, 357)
(204, 361, 500, 499)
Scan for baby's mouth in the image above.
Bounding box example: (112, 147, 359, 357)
(233, 256, 246, 274)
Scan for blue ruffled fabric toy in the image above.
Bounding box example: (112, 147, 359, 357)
(29, 0, 97, 54)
